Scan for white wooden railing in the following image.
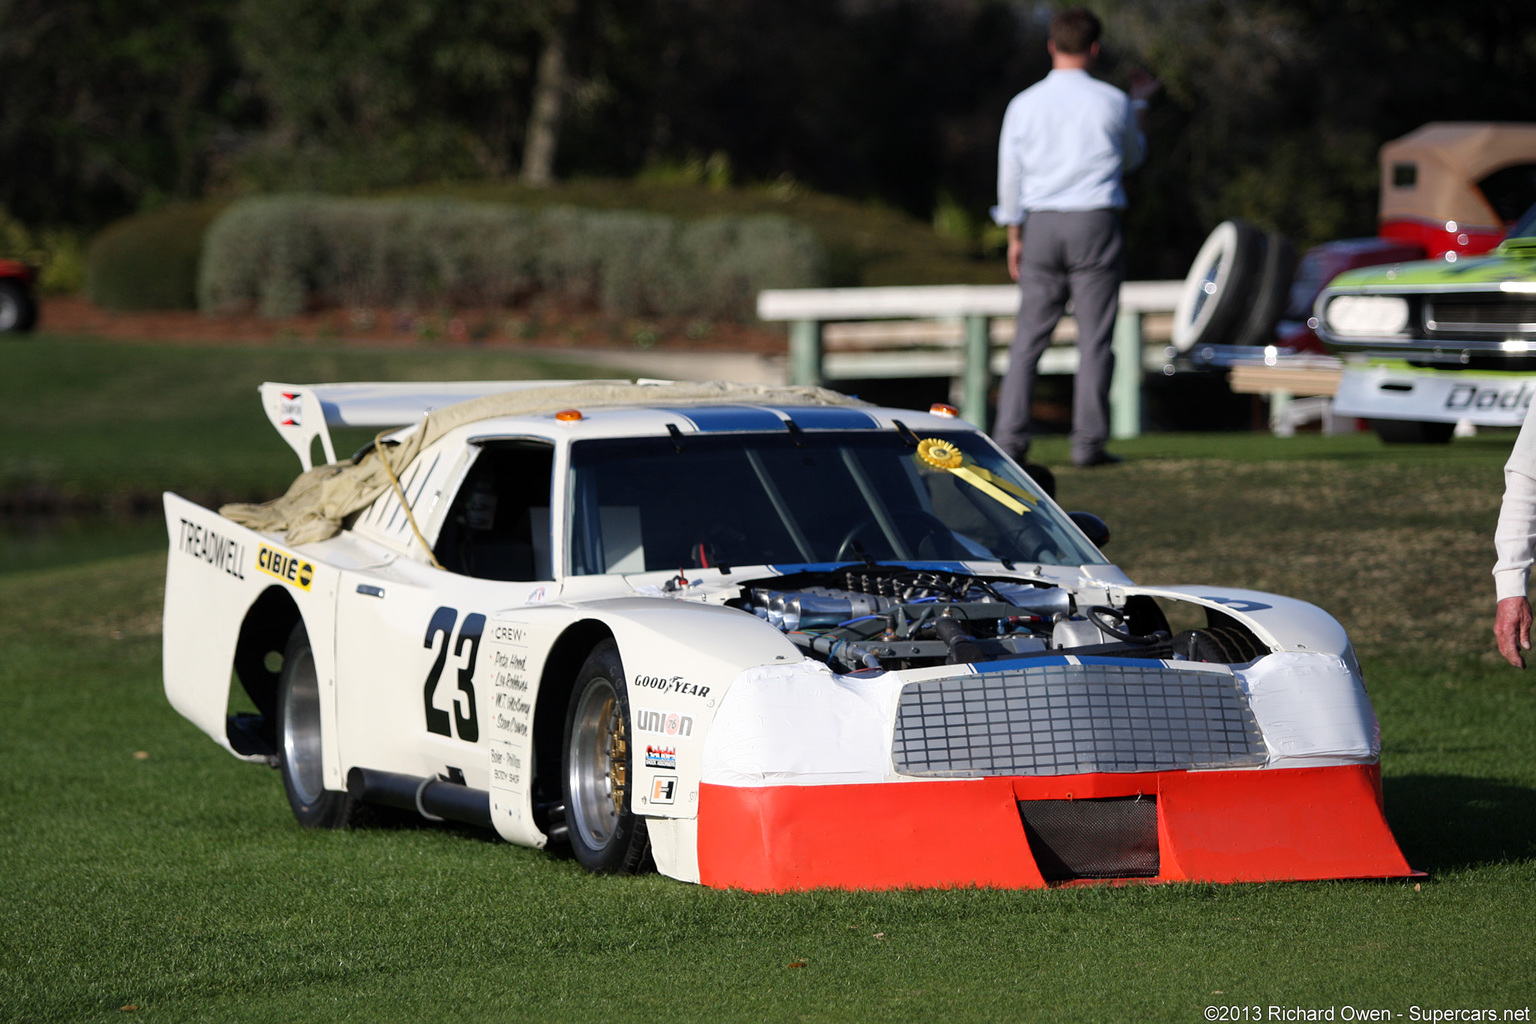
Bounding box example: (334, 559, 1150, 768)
(757, 281, 1184, 436)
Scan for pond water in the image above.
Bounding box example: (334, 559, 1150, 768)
(0, 514, 170, 575)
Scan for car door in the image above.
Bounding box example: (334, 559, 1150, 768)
(333, 439, 557, 791)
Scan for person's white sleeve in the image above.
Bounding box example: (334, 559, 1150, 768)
(991, 97, 1025, 226)
(1493, 405, 1536, 599)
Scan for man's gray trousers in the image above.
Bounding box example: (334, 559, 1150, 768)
(992, 209, 1124, 465)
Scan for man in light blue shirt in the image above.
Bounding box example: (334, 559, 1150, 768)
(992, 8, 1154, 468)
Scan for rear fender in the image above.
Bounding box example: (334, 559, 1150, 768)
(162, 493, 339, 763)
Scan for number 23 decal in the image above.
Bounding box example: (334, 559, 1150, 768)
(423, 606, 483, 742)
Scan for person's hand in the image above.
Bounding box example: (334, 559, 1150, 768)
(1007, 235, 1021, 282)
(1127, 68, 1161, 104)
(1495, 595, 1532, 668)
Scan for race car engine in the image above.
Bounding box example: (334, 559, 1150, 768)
(735, 567, 1267, 672)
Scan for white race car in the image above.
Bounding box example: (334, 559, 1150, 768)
(163, 379, 1413, 889)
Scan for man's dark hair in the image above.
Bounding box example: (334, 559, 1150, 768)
(1050, 8, 1102, 55)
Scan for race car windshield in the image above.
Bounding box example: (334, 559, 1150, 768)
(566, 430, 1106, 575)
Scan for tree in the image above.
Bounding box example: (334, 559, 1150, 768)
(0, 0, 242, 225)
(225, 0, 545, 191)
(520, 0, 577, 186)
(1095, 0, 1536, 273)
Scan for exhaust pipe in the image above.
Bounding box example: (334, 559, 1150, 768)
(347, 767, 492, 828)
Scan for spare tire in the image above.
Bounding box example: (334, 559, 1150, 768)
(1231, 231, 1297, 348)
(1171, 220, 1265, 351)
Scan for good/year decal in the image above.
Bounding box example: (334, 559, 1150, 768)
(632, 674, 711, 699)
(423, 606, 484, 742)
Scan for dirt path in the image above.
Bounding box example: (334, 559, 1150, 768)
(36, 295, 789, 356)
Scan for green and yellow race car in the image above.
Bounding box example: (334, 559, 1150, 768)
(1315, 203, 1536, 442)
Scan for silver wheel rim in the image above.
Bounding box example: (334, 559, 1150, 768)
(568, 678, 626, 852)
(0, 295, 17, 331)
(282, 645, 326, 808)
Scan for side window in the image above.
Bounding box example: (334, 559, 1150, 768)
(434, 441, 555, 581)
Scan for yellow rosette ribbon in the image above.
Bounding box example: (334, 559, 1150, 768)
(916, 438, 1037, 515)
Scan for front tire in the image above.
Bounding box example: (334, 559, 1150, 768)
(1370, 418, 1455, 444)
(562, 641, 651, 874)
(279, 622, 366, 828)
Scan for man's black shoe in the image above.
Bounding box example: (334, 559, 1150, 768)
(1073, 451, 1124, 468)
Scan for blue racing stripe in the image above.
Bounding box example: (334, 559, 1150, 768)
(974, 654, 1078, 672)
(774, 406, 881, 430)
(659, 406, 785, 432)
(768, 560, 975, 575)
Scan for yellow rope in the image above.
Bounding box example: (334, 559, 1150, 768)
(374, 424, 446, 570)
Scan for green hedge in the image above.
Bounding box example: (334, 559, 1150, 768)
(85, 203, 225, 310)
(198, 195, 827, 320)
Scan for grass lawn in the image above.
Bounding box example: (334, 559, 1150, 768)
(2, 337, 1533, 1022)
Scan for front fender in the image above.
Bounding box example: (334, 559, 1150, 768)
(1128, 585, 1376, 767)
(581, 598, 802, 822)
(1127, 584, 1352, 661)
(588, 596, 804, 696)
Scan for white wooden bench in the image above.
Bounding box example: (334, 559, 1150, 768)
(1227, 355, 1349, 437)
(757, 281, 1183, 435)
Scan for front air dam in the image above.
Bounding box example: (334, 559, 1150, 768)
(695, 764, 1413, 891)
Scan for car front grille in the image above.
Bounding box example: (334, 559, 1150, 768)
(891, 661, 1267, 777)
(1425, 296, 1536, 335)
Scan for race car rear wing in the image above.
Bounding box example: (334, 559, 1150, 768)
(259, 380, 624, 469)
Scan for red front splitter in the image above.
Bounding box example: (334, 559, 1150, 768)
(696, 764, 1413, 891)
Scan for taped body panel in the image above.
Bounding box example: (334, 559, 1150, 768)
(697, 765, 1410, 891)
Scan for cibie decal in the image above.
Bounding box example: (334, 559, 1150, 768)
(257, 544, 315, 591)
(645, 745, 677, 770)
(279, 391, 303, 427)
(650, 777, 677, 805)
(634, 708, 693, 737)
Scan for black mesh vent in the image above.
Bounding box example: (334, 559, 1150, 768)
(1018, 797, 1159, 881)
(892, 662, 1267, 777)
(1426, 297, 1536, 333)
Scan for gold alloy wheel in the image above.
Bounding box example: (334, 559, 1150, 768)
(568, 678, 627, 850)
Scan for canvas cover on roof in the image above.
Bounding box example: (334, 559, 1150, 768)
(221, 380, 869, 545)
(1379, 122, 1536, 229)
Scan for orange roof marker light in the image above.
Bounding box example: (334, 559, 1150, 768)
(929, 403, 959, 418)
(555, 409, 584, 422)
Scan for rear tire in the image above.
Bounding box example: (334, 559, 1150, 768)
(1370, 418, 1455, 445)
(561, 641, 652, 874)
(279, 622, 367, 828)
